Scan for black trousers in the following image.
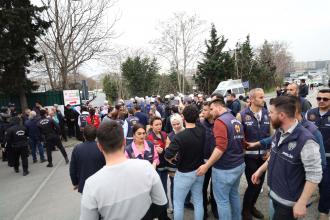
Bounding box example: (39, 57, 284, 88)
(45, 136, 68, 164)
(242, 156, 266, 211)
(203, 168, 217, 214)
(12, 146, 29, 172)
(60, 124, 67, 141)
(1, 143, 7, 161)
(272, 200, 296, 220)
(67, 122, 75, 137)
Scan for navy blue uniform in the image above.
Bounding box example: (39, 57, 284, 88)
(240, 107, 271, 214)
(306, 108, 330, 214)
(268, 124, 314, 219)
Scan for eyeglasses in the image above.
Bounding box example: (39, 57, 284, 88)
(316, 97, 330, 102)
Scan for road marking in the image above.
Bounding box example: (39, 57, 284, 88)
(13, 149, 73, 220)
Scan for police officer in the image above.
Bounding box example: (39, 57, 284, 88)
(5, 117, 30, 176)
(252, 96, 322, 220)
(237, 88, 271, 220)
(38, 109, 69, 167)
(196, 98, 245, 220)
(8, 103, 18, 117)
(125, 108, 139, 145)
(306, 89, 330, 220)
(0, 107, 11, 161)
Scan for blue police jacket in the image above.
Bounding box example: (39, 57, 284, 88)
(240, 107, 271, 157)
(307, 108, 330, 157)
(268, 124, 315, 205)
(213, 111, 245, 170)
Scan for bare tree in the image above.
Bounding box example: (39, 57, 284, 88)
(272, 41, 295, 77)
(38, 0, 118, 90)
(152, 12, 206, 93)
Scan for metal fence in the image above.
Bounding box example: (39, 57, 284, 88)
(0, 91, 64, 112)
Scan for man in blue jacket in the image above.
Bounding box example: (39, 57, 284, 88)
(70, 125, 105, 193)
(25, 111, 46, 163)
(226, 93, 241, 116)
(252, 96, 322, 220)
(306, 89, 330, 220)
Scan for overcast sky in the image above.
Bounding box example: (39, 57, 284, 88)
(32, 0, 330, 75)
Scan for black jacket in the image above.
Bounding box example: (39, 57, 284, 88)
(37, 117, 60, 140)
(6, 121, 29, 148)
(299, 84, 309, 98)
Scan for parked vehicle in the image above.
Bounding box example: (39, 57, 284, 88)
(212, 79, 245, 97)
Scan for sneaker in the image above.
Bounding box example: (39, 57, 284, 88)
(40, 159, 47, 163)
(33, 159, 38, 163)
(23, 171, 30, 176)
(14, 167, 19, 173)
(46, 163, 53, 167)
(167, 208, 173, 214)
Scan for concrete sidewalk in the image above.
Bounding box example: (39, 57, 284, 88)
(0, 138, 81, 220)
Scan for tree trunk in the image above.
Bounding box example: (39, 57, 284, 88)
(19, 89, 28, 111)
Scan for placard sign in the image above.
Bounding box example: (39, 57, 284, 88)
(63, 90, 81, 106)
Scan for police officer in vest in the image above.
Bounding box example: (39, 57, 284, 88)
(125, 108, 139, 145)
(0, 106, 11, 162)
(237, 88, 271, 220)
(5, 117, 30, 176)
(196, 98, 245, 220)
(38, 109, 69, 167)
(306, 89, 330, 220)
(252, 96, 322, 220)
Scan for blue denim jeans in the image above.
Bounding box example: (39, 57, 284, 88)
(157, 170, 168, 196)
(212, 163, 245, 220)
(29, 138, 45, 161)
(174, 170, 204, 220)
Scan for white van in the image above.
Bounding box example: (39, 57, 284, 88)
(212, 79, 246, 97)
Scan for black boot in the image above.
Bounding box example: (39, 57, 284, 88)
(46, 163, 53, 167)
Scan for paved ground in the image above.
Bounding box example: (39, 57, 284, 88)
(0, 89, 323, 220)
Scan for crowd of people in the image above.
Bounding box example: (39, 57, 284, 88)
(1, 81, 329, 220)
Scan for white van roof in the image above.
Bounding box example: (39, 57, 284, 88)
(215, 79, 243, 90)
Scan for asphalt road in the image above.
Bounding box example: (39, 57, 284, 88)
(0, 89, 323, 220)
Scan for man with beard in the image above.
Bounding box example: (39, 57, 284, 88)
(306, 89, 330, 220)
(251, 96, 322, 220)
(237, 88, 271, 220)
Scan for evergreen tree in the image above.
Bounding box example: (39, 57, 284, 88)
(195, 24, 234, 94)
(102, 75, 119, 103)
(235, 35, 256, 83)
(121, 56, 159, 97)
(0, 0, 50, 109)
